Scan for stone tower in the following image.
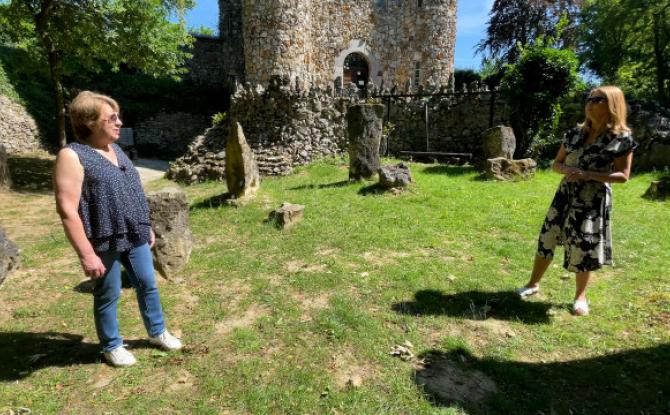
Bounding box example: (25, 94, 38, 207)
(219, 0, 458, 90)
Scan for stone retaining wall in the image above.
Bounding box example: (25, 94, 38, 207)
(0, 95, 44, 154)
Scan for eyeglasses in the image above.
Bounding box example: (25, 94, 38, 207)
(586, 96, 607, 104)
(101, 113, 122, 124)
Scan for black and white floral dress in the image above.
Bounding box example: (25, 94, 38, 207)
(537, 127, 638, 272)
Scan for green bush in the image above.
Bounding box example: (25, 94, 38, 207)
(502, 39, 580, 157)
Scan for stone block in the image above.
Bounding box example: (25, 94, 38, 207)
(378, 163, 412, 189)
(268, 203, 305, 229)
(147, 188, 193, 280)
(482, 125, 516, 160)
(348, 104, 384, 181)
(485, 157, 537, 181)
(644, 176, 670, 199)
(0, 144, 10, 189)
(226, 122, 261, 199)
(0, 227, 20, 288)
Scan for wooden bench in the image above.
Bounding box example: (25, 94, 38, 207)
(399, 151, 473, 162)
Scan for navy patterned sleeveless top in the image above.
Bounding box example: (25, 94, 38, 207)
(67, 142, 151, 253)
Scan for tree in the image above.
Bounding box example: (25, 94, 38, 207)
(579, 0, 670, 105)
(502, 38, 580, 157)
(477, 0, 584, 64)
(0, 0, 195, 147)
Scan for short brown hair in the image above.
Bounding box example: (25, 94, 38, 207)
(69, 91, 119, 141)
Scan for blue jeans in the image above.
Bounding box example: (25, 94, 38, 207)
(93, 243, 165, 352)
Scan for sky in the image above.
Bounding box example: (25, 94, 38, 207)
(183, 0, 493, 70)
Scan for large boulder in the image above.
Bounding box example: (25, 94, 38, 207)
(482, 125, 516, 160)
(146, 188, 193, 280)
(226, 122, 260, 199)
(0, 144, 10, 189)
(347, 104, 384, 180)
(378, 163, 412, 189)
(0, 227, 20, 288)
(485, 157, 537, 181)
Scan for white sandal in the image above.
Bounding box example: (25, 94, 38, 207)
(515, 285, 540, 298)
(572, 299, 589, 316)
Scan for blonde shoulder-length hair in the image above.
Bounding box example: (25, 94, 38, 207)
(580, 85, 631, 136)
(69, 91, 119, 142)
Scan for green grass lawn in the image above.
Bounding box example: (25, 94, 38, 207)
(1, 159, 668, 414)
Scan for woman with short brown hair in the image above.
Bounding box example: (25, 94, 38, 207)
(55, 91, 182, 366)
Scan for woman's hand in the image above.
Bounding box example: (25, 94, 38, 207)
(566, 169, 588, 182)
(80, 253, 106, 279)
(150, 229, 156, 248)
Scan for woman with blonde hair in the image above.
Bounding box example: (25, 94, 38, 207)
(54, 91, 182, 366)
(516, 85, 637, 316)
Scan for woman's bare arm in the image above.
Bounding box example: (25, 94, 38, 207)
(54, 148, 106, 278)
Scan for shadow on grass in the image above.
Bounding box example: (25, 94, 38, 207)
(357, 182, 386, 196)
(414, 345, 670, 414)
(288, 180, 353, 191)
(7, 155, 54, 194)
(190, 192, 237, 210)
(0, 331, 156, 381)
(392, 289, 551, 324)
(422, 164, 477, 176)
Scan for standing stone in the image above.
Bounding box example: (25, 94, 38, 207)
(485, 157, 537, 181)
(0, 144, 11, 189)
(268, 203, 305, 229)
(0, 227, 20, 288)
(482, 126, 516, 160)
(226, 122, 260, 199)
(378, 163, 412, 189)
(348, 104, 384, 180)
(146, 188, 193, 280)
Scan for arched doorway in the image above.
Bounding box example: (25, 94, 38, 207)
(343, 53, 370, 89)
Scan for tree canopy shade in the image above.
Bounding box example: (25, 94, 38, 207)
(579, 0, 670, 105)
(0, 0, 195, 147)
(477, 0, 584, 64)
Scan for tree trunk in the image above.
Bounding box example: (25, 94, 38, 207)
(652, 11, 669, 106)
(32, 0, 67, 148)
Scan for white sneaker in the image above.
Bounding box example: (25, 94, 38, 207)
(515, 285, 540, 298)
(149, 330, 183, 351)
(104, 346, 137, 367)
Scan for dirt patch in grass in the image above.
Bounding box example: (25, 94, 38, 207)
(285, 260, 328, 274)
(315, 246, 340, 257)
(328, 346, 378, 390)
(215, 303, 271, 336)
(414, 351, 498, 412)
(291, 290, 331, 322)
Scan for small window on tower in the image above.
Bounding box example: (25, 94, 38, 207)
(417, 0, 424, 8)
(414, 61, 421, 88)
(376, 0, 387, 10)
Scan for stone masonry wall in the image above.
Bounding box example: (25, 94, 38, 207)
(235, 0, 456, 90)
(0, 95, 44, 154)
(168, 79, 504, 183)
(387, 90, 508, 159)
(134, 112, 212, 157)
(186, 36, 229, 86)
